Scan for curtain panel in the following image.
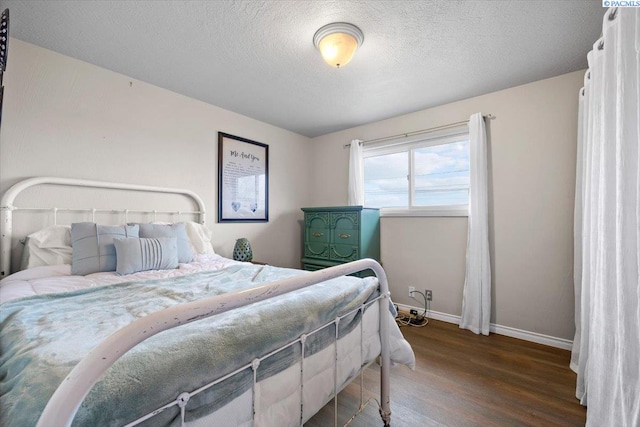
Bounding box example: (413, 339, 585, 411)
(572, 8, 639, 426)
(459, 112, 491, 336)
(348, 139, 364, 206)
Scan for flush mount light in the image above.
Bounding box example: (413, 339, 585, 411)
(313, 22, 364, 68)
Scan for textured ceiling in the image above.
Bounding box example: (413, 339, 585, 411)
(3, 0, 604, 137)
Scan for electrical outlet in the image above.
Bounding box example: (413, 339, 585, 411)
(425, 289, 433, 301)
(408, 286, 415, 297)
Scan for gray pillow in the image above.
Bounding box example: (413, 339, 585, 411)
(114, 237, 178, 275)
(136, 223, 193, 263)
(71, 223, 139, 275)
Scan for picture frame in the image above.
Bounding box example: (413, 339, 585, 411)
(218, 132, 269, 222)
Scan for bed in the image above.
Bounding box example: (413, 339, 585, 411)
(0, 177, 415, 427)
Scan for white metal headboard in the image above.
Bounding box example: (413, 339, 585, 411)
(0, 176, 207, 278)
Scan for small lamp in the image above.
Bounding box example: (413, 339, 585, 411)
(233, 238, 253, 262)
(313, 22, 364, 68)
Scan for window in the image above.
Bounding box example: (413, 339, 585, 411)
(363, 130, 470, 216)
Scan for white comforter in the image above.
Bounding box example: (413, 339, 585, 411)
(0, 254, 242, 304)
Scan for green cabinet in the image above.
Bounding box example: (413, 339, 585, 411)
(301, 206, 380, 277)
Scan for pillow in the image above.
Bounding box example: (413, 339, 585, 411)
(183, 221, 215, 254)
(20, 225, 72, 270)
(71, 223, 139, 275)
(136, 223, 193, 263)
(114, 237, 178, 275)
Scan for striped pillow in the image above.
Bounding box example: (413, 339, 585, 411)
(113, 237, 178, 275)
(136, 223, 194, 263)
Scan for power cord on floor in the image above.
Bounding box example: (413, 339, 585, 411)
(396, 290, 429, 328)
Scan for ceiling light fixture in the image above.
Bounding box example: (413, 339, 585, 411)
(313, 22, 364, 68)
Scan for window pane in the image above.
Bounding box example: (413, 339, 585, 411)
(364, 152, 408, 208)
(413, 140, 469, 206)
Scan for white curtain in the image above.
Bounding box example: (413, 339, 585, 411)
(459, 113, 491, 336)
(348, 139, 364, 205)
(572, 8, 640, 426)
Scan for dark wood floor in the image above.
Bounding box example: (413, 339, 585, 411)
(306, 319, 586, 427)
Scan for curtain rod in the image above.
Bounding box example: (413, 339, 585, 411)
(342, 114, 495, 148)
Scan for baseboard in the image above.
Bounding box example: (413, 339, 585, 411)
(395, 303, 573, 351)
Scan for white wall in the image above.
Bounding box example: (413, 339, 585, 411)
(0, 39, 313, 270)
(311, 71, 583, 341)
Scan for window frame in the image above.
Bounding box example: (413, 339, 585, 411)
(363, 127, 470, 217)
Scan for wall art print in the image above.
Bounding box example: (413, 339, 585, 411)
(218, 132, 269, 222)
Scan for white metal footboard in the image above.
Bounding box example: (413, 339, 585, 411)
(36, 258, 392, 427)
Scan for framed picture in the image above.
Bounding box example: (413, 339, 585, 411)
(218, 132, 269, 222)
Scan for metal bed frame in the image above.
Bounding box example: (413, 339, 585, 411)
(0, 177, 393, 427)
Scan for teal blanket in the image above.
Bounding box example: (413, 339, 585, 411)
(0, 264, 378, 426)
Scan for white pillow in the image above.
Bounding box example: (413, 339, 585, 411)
(20, 225, 72, 270)
(183, 221, 215, 254)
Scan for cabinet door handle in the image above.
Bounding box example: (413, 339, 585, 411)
(338, 233, 351, 239)
(312, 232, 324, 238)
